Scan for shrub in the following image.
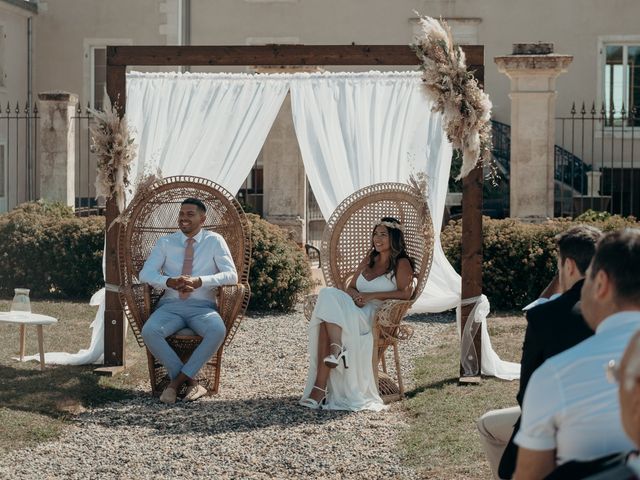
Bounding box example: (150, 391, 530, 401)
(441, 214, 640, 310)
(246, 213, 312, 312)
(0, 203, 314, 307)
(0, 202, 104, 299)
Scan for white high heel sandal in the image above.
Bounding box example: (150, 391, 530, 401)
(299, 385, 327, 409)
(324, 343, 348, 369)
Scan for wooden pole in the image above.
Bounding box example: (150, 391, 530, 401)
(96, 64, 127, 375)
(460, 65, 485, 384)
(459, 166, 484, 383)
(98, 44, 485, 380)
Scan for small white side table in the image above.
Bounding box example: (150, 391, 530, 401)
(0, 312, 58, 370)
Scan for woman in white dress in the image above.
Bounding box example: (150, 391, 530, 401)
(300, 217, 415, 411)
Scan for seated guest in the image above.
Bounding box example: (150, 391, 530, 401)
(513, 229, 640, 479)
(544, 332, 640, 479)
(140, 198, 238, 404)
(477, 225, 601, 479)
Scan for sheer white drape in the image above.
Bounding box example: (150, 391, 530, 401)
(290, 71, 518, 379)
(23, 71, 288, 365)
(126, 72, 289, 193)
(290, 71, 458, 313)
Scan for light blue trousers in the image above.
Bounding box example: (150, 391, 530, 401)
(141, 298, 226, 380)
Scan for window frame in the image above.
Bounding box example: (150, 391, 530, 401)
(597, 35, 640, 131)
(83, 38, 132, 110)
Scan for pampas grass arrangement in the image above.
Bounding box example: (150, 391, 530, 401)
(90, 94, 137, 212)
(413, 15, 493, 180)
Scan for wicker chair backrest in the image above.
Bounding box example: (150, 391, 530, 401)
(117, 176, 251, 345)
(320, 183, 434, 300)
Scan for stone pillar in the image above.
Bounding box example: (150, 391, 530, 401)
(38, 92, 77, 207)
(261, 93, 306, 243)
(495, 44, 572, 219)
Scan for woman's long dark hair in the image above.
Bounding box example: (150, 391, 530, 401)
(368, 217, 415, 278)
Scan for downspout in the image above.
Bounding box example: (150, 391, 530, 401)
(179, 0, 191, 72)
(27, 15, 33, 200)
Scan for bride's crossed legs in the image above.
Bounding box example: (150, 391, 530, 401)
(308, 320, 344, 403)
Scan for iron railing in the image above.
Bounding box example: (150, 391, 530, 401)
(491, 119, 596, 217)
(0, 102, 39, 211)
(72, 103, 103, 216)
(556, 102, 640, 217)
(0, 100, 101, 216)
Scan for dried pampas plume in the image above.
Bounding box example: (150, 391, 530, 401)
(412, 14, 493, 180)
(408, 171, 431, 237)
(89, 93, 137, 212)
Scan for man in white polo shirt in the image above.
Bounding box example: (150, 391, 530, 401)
(514, 229, 640, 479)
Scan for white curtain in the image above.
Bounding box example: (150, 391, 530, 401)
(23, 71, 288, 366)
(126, 71, 289, 193)
(290, 71, 518, 379)
(290, 71, 458, 312)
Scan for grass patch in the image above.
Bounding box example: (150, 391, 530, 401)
(402, 314, 525, 479)
(0, 299, 148, 452)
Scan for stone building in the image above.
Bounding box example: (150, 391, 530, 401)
(3, 0, 640, 233)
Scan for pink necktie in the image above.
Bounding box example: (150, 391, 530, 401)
(179, 238, 195, 299)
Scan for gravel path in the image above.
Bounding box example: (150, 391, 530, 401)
(2, 309, 454, 479)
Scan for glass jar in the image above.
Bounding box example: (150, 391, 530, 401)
(10, 288, 31, 317)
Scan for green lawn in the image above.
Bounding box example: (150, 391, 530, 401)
(0, 299, 148, 452)
(0, 298, 526, 479)
(401, 314, 525, 479)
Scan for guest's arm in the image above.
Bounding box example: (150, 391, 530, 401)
(514, 366, 561, 479)
(514, 448, 555, 480)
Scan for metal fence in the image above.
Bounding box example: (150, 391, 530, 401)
(0, 102, 39, 211)
(6, 98, 638, 220)
(556, 102, 640, 218)
(72, 104, 103, 216)
(0, 100, 100, 216)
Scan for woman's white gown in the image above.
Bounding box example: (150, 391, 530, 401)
(302, 272, 397, 411)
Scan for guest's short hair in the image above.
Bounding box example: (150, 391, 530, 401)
(555, 225, 602, 275)
(589, 228, 640, 304)
(181, 197, 206, 213)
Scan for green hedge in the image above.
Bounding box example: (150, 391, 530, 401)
(441, 211, 640, 310)
(0, 201, 105, 299)
(0, 203, 319, 310)
(246, 213, 312, 312)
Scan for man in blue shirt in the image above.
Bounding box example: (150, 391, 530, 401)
(140, 198, 238, 404)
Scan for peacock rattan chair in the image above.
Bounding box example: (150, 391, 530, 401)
(117, 176, 251, 397)
(303, 182, 434, 403)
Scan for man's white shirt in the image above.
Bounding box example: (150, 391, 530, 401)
(139, 229, 238, 303)
(515, 311, 640, 465)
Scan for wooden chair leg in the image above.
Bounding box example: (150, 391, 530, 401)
(210, 349, 223, 395)
(146, 349, 159, 396)
(381, 352, 387, 373)
(393, 342, 404, 397)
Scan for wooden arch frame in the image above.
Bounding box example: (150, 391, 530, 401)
(102, 44, 484, 382)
